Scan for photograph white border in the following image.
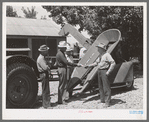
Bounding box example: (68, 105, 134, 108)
(2, 2, 147, 120)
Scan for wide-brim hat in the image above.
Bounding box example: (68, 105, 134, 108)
(96, 43, 107, 50)
(38, 45, 49, 51)
(58, 41, 67, 48)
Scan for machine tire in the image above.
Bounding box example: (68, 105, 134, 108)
(6, 63, 38, 108)
(125, 80, 134, 90)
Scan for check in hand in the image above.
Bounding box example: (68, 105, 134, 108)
(77, 63, 83, 67)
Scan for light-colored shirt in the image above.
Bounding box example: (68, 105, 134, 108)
(65, 53, 74, 68)
(79, 47, 87, 59)
(65, 54, 73, 63)
(92, 52, 115, 74)
(37, 54, 49, 72)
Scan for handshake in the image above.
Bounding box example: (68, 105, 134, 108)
(77, 63, 83, 67)
(77, 64, 91, 68)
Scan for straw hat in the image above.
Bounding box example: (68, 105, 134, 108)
(58, 41, 67, 48)
(96, 43, 107, 50)
(38, 45, 49, 51)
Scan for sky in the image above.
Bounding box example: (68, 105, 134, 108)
(13, 5, 50, 19)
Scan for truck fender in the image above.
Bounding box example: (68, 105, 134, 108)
(7, 55, 39, 78)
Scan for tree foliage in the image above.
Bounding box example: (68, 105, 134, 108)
(21, 6, 38, 19)
(42, 6, 143, 63)
(6, 6, 18, 17)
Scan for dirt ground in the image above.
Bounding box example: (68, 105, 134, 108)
(33, 71, 143, 109)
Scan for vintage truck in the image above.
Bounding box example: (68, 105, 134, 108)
(6, 42, 61, 108)
(6, 17, 65, 108)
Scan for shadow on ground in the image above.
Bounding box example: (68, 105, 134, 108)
(32, 82, 138, 109)
(111, 86, 138, 96)
(110, 99, 126, 106)
(32, 95, 59, 108)
(67, 90, 99, 103)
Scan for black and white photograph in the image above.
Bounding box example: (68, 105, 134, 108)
(2, 2, 147, 120)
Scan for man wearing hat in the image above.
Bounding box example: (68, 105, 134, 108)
(85, 42, 116, 108)
(56, 41, 82, 104)
(37, 45, 51, 108)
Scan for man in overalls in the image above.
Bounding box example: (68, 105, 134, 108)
(85, 43, 116, 108)
(37, 45, 51, 108)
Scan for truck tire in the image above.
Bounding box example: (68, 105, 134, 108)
(6, 63, 38, 108)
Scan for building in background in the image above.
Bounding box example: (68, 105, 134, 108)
(6, 17, 66, 62)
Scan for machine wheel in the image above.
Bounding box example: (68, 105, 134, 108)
(125, 80, 134, 90)
(7, 63, 38, 108)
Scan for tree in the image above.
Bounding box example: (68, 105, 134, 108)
(21, 6, 38, 19)
(6, 6, 18, 17)
(42, 6, 143, 64)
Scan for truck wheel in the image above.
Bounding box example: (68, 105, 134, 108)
(7, 63, 38, 108)
(125, 80, 134, 90)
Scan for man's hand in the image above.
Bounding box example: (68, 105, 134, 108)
(106, 71, 110, 76)
(77, 64, 83, 67)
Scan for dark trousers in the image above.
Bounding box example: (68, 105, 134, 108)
(40, 73, 51, 108)
(67, 66, 73, 97)
(98, 69, 111, 105)
(58, 67, 68, 103)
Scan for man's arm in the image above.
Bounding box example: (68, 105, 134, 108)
(106, 53, 116, 75)
(85, 58, 100, 68)
(59, 53, 80, 67)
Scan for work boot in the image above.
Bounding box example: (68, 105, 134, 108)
(45, 106, 53, 109)
(58, 101, 68, 105)
(98, 100, 105, 103)
(103, 103, 110, 108)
